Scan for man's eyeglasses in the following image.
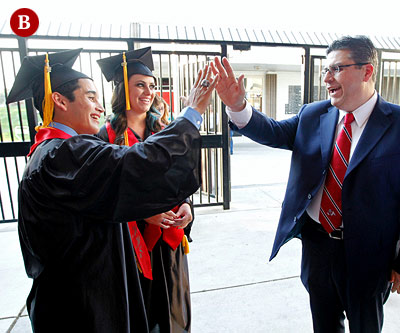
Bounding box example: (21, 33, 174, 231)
(321, 63, 369, 76)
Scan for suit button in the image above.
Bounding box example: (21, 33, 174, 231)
(307, 194, 312, 200)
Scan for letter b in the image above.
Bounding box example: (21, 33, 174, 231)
(18, 15, 30, 29)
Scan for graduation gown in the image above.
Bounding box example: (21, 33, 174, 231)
(98, 122, 192, 333)
(137, 222, 191, 333)
(18, 117, 201, 333)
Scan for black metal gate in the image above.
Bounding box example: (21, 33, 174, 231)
(309, 55, 328, 103)
(376, 51, 400, 104)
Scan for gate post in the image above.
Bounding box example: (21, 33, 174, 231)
(303, 46, 311, 105)
(17, 37, 37, 144)
(221, 44, 231, 210)
(375, 50, 382, 93)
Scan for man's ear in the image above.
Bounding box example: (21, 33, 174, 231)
(52, 92, 68, 112)
(364, 64, 374, 82)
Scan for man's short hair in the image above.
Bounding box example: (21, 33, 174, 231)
(55, 79, 81, 102)
(33, 78, 82, 116)
(327, 35, 378, 82)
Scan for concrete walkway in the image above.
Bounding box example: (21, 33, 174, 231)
(1, 136, 399, 332)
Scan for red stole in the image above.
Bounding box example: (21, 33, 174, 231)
(106, 123, 185, 279)
(143, 205, 184, 252)
(28, 127, 72, 156)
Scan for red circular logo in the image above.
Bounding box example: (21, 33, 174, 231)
(10, 8, 39, 37)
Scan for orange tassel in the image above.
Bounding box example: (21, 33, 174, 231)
(123, 129, 129, 146)
(122, 52, 131, 111)
(36, 53, 54, 131)
(182, 235, 190, 254)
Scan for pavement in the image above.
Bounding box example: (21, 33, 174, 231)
(1, 136, 399, 332)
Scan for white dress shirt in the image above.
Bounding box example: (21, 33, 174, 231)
(307, 92, 377, 223)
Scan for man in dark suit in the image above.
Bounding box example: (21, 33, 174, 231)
(211, 36, 400, 332)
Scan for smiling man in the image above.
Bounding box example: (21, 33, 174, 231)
(211, 35, 400, 333)
(50, 78, 104, 134)
(6, 49, 217, 333)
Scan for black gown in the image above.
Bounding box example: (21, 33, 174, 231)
(18, 118, 201, 333)
(137, 225, 191, 333)
(98, 123, 192, 333)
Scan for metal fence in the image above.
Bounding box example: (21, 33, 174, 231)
(378, 58, 400, 104)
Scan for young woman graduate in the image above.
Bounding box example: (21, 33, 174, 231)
(97, 47, 195, 333)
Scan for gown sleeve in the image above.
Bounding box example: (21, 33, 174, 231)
(23, 117, 201, 223)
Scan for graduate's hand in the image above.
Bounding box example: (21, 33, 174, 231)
(210, 57, 246, 112)
(390, 270, 400, 294)
(173, 203, 193, 229)
(144, 211, 177, 229)
(184, 65, 219, 115)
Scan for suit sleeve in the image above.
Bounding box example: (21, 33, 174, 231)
(230, 106, 301, 150)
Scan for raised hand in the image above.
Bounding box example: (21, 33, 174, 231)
(210, 57, 246, 111)
(184, 65, 219, 115)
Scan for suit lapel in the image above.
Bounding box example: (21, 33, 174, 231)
(346, 97, 393, 176)
(320, 105, 339, 167)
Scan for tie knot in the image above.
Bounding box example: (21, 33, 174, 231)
(344, 112, 355, 125)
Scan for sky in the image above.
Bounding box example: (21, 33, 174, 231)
(1, 0, 399, 37)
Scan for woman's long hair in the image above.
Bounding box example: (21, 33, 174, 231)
(110, 81, 161, 145)
(152, 94, 170, 126)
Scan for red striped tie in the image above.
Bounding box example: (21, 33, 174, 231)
(319, 112, 355, 233)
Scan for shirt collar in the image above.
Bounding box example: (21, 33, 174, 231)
(49, 122, 78, 136)
(338, 91, 377, 127)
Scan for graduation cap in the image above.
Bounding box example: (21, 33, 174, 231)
(97, 47, 155, 111)
(6, 48, 90, 129)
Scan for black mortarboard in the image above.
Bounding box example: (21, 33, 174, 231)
(6, 49, 90, 127)
(97, 47, 155, 112)
(96, 47, 154, 84)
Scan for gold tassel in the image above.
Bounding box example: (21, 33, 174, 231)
(122, 52, 131, 111)
(123, 129, 129, 146)
(182, 235, 190, 254)
(36, 53, 54, 131)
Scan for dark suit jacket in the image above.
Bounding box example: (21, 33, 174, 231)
(231, 95, 400, 295)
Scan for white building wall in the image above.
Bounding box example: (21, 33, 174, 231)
(276, 71, 302, 120)
(239, 70, 303, 121)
